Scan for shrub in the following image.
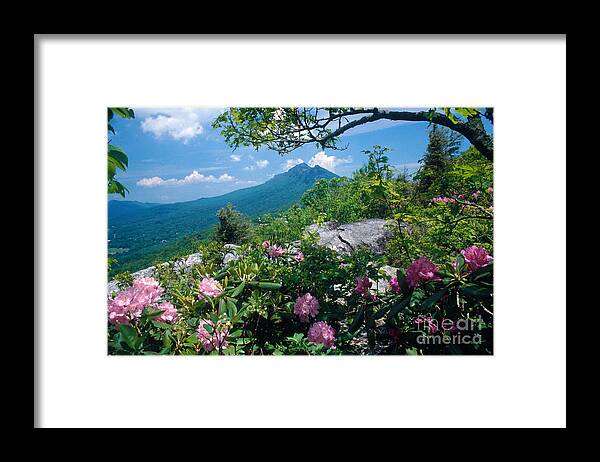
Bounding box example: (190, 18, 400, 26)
(215, 203, 251, 244)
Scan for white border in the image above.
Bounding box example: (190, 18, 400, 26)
(36, 36, 566, 428)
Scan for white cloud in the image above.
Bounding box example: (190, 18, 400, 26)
(281, 158, 305, 171)
(140, 107, 223, 143)
(307, 151, 352, 172)
(136, 176, 169, 187)
(217, 173, 234, 182)
(136, 170, 235, 187)
(244, 159, 270, 171)
(230, 154, 241, 162)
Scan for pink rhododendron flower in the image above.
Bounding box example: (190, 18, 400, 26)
(155, 301, 178, 323)
(198, 277, 222, 298)
(108, 288, 139, 325)
(267, 244, 284, 258)
(461, 245, 493, 272)
(294, 252, 305, 262)
(442, 318, 458, 333)
(388, 327, 401, 339)
(131, 277, 164, 308)
(307, 321, 336, 349)
(196, 319, 229, 352)
(428, 319, 439, 334)
(262, 240, 271, 249)
(293, 292, 320, 322)
(487, 187, 493, 193)
(133, 277, 162, 290)
(389, 276, 402, 294)
(354, 275, 376, 300)
(471, 190, 481, 199)
(432, 196, 456, 204)
(107, 277, 165, 326)
(406, 257, 440, 288)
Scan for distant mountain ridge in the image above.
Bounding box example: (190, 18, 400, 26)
(108, 163, 337, 273)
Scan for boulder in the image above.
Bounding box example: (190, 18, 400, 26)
(222, 244, 241, 266)
(107, 244, 245, 296)
(173, 252, 203, 271)
(374, 265, 398, 294)
(107, 252, 202, 297)
(305, 219, 398, 255)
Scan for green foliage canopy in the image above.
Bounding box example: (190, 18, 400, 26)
(212, 107, 494, 161)
(107, 107, 135, 197)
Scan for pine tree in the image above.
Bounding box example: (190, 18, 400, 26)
(416, 125, 462, 194)
(215, 204, 251, 244)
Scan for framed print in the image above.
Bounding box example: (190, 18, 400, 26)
(35, 35, 566, 428)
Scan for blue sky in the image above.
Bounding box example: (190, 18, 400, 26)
(109, 108, 488, 203)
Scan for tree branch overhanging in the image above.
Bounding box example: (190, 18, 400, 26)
(213, 107, 494, 162)
(319, 109, 494, 161)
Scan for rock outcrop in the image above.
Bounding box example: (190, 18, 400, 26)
(305, 219, 398, 255)
(108, 220, 401, 296)
(107, 252, 201, 296)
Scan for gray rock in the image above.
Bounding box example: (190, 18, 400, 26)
(107, 265, 156, 297)
(222, 244, 241, 266)
(375, 265, 399, 293)
(173, 252, 203, 271)
(223, 252, 240, 266)
(107, 253, 202, 297)
(107, 280, 121, 297)
(305, 219, 397, 255)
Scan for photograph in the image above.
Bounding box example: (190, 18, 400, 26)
(107, 107, 494, 355)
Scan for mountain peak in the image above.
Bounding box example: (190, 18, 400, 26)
(285, 162, 336, 176)
(287, 162, 311, 172)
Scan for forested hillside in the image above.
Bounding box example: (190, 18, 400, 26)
(108, 163, 337, 274)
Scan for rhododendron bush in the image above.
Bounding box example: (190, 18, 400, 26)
(108, 237, 493, 355)
(108, 140, 493, 355)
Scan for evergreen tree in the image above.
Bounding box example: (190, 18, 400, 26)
(214, 203, 251, 244)
(415, 125, 462, 194)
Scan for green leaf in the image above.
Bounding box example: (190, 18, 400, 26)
(184, 334, 198, 345)
(226, 299, 237, 317)
(111, 107, 135, 119)
(468, 263, 493, 282)
(348, 307, 365, 334)
(119, 324, 140, 350)
(108, 179, 129, 197)
(454, 107, 479, 119)
(420, 288, 447, 311)
(389, 295, 412, 317)
(144, 308, 165, 319)
(248, 281, 282, 290)
(460, 284, 492, 299)
(229, 281, 246, 298)
(108, 145, 128, 169)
